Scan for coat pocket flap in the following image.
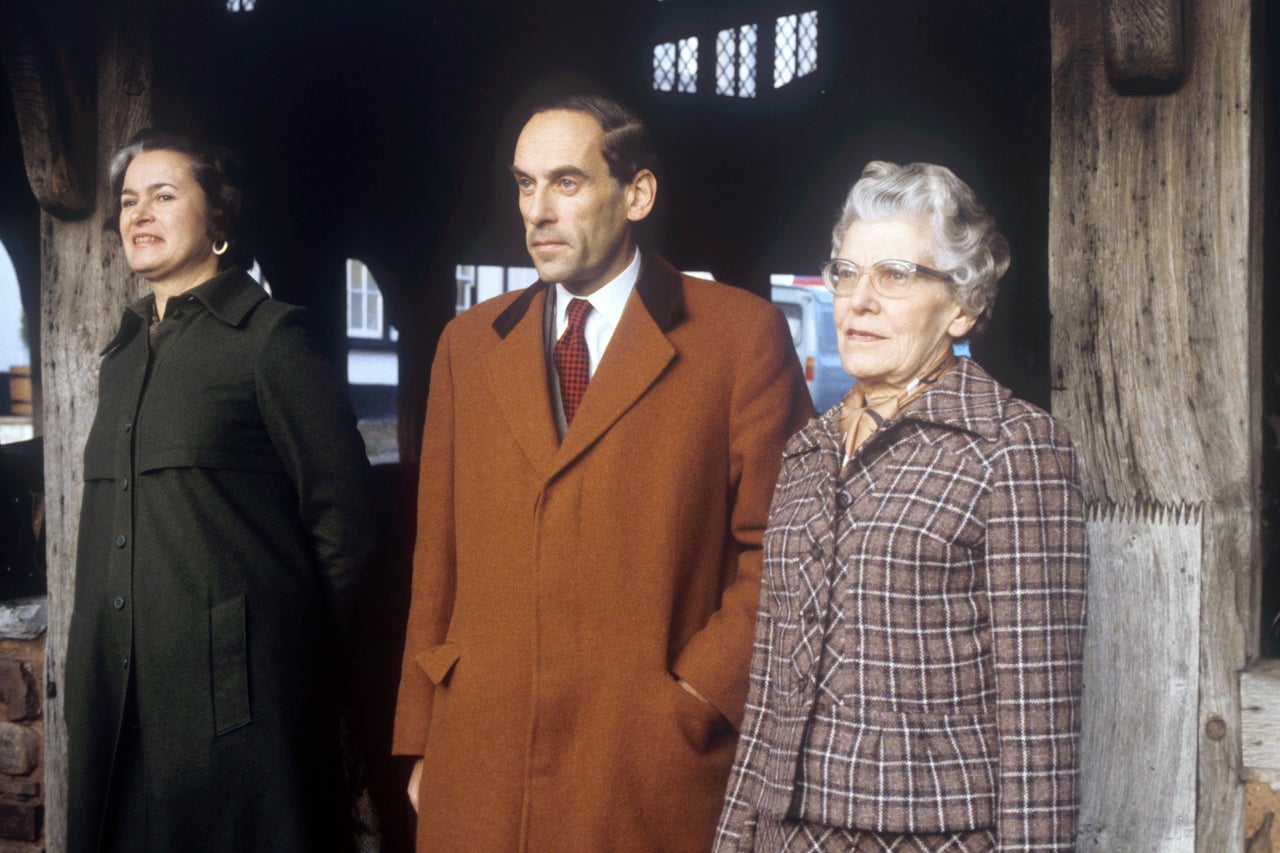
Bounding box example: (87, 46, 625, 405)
(415, 641, 461, 686)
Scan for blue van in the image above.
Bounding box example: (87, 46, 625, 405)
(771, 282, 852, 413)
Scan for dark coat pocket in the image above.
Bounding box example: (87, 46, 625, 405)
(211, 595, 251, 735)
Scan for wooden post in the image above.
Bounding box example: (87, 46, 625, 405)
(1051, 0, 1262, 849)
(1077, 504, 1200, 847)
(3, 1, 154, 847)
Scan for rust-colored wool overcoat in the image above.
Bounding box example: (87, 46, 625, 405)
(393, 255, 813, 852)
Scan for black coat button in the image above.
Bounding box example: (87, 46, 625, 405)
(114, 534, 127, 548)
(118, 477, 129, 491)
(112, 596, 125, 610)
(123, 420, 133, 433)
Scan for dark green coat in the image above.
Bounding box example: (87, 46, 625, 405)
(66, 269, 373, 852)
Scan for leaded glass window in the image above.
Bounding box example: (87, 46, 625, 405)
(775, 11, 818, 89)
(715, 24, 757, 98)
(677, 37, 699, 93)
(653, 42, 677, 91)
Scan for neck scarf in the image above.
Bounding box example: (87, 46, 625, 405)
(841, 349, 957, 462)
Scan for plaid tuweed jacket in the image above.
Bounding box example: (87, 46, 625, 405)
(715, 358, 1088, 852)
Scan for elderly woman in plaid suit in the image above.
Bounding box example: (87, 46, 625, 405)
(715, 161, 1088, 852)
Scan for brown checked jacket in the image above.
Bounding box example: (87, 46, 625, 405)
(716, 358, 1088, 852)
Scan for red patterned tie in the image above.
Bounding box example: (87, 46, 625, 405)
(554, 297, 592, 424)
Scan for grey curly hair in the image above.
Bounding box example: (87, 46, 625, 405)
(831, 161, 1010, 331)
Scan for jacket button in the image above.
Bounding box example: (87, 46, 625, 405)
(835, 491, 851, 509)
(113, 596, 125, 610)
(123, 420, 133, 433)
(121, 658, 129, 670)
(114, 534, 127, 548)
(118, 477, 129, 491)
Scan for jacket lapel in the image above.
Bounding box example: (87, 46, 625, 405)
(484, 284, 560, 474)
(550, 288, 674, 476)
(549, 254, 684, 477)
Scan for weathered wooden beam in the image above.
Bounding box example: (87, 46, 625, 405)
(1242, 659, 1280, 785)
(0, 1, 96, 219)
(38, 0, 154, 847)
(1103, 0, 1186, 93)
(1051, 0, 1261, 849)
(1078, 502, 1200, 849)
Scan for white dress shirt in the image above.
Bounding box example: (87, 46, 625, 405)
(553, 250, 641, 379)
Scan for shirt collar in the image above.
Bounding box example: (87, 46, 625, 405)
(554, 248, 641, 329)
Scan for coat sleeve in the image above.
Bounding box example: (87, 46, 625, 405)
(985, 415, 1088, 850)
(670, 303, 813, 729)
(256, 306, 374, 642)
(713, 531, 788, 850)
(392, 321, 459, 756)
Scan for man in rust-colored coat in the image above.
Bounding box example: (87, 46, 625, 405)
(392, 95, 813, 851)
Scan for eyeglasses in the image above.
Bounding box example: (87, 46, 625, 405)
(819, 258, 953, 299)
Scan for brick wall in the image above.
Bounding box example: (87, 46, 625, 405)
(0, 600, 46, 853)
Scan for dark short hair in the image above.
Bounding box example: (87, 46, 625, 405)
(107, 128, 252, 271)
(533, 94, 658, 185)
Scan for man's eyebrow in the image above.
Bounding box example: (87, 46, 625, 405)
(507, 165, 590, 181)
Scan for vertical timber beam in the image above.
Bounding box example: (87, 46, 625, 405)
(1051, 0, 1261, 850)
(28, 1, 154, 848)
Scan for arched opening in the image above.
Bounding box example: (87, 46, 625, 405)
(0, 240, 33, 443)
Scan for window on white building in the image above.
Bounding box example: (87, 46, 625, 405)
(347, 259, 384, 339)
(455, 264, 542, 315)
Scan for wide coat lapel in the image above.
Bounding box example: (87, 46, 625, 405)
(550, 286, 675, 475)
(548, 255, 685, 476)
(483, 283, 560, 475)
(482, 257, 686, 481)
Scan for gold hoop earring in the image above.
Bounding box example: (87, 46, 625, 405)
(213, 239, 229, 256)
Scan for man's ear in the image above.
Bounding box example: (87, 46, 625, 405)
(625, 169, 657, 223)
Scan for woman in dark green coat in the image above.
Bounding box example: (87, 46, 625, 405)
(66, 129, 373, 852)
